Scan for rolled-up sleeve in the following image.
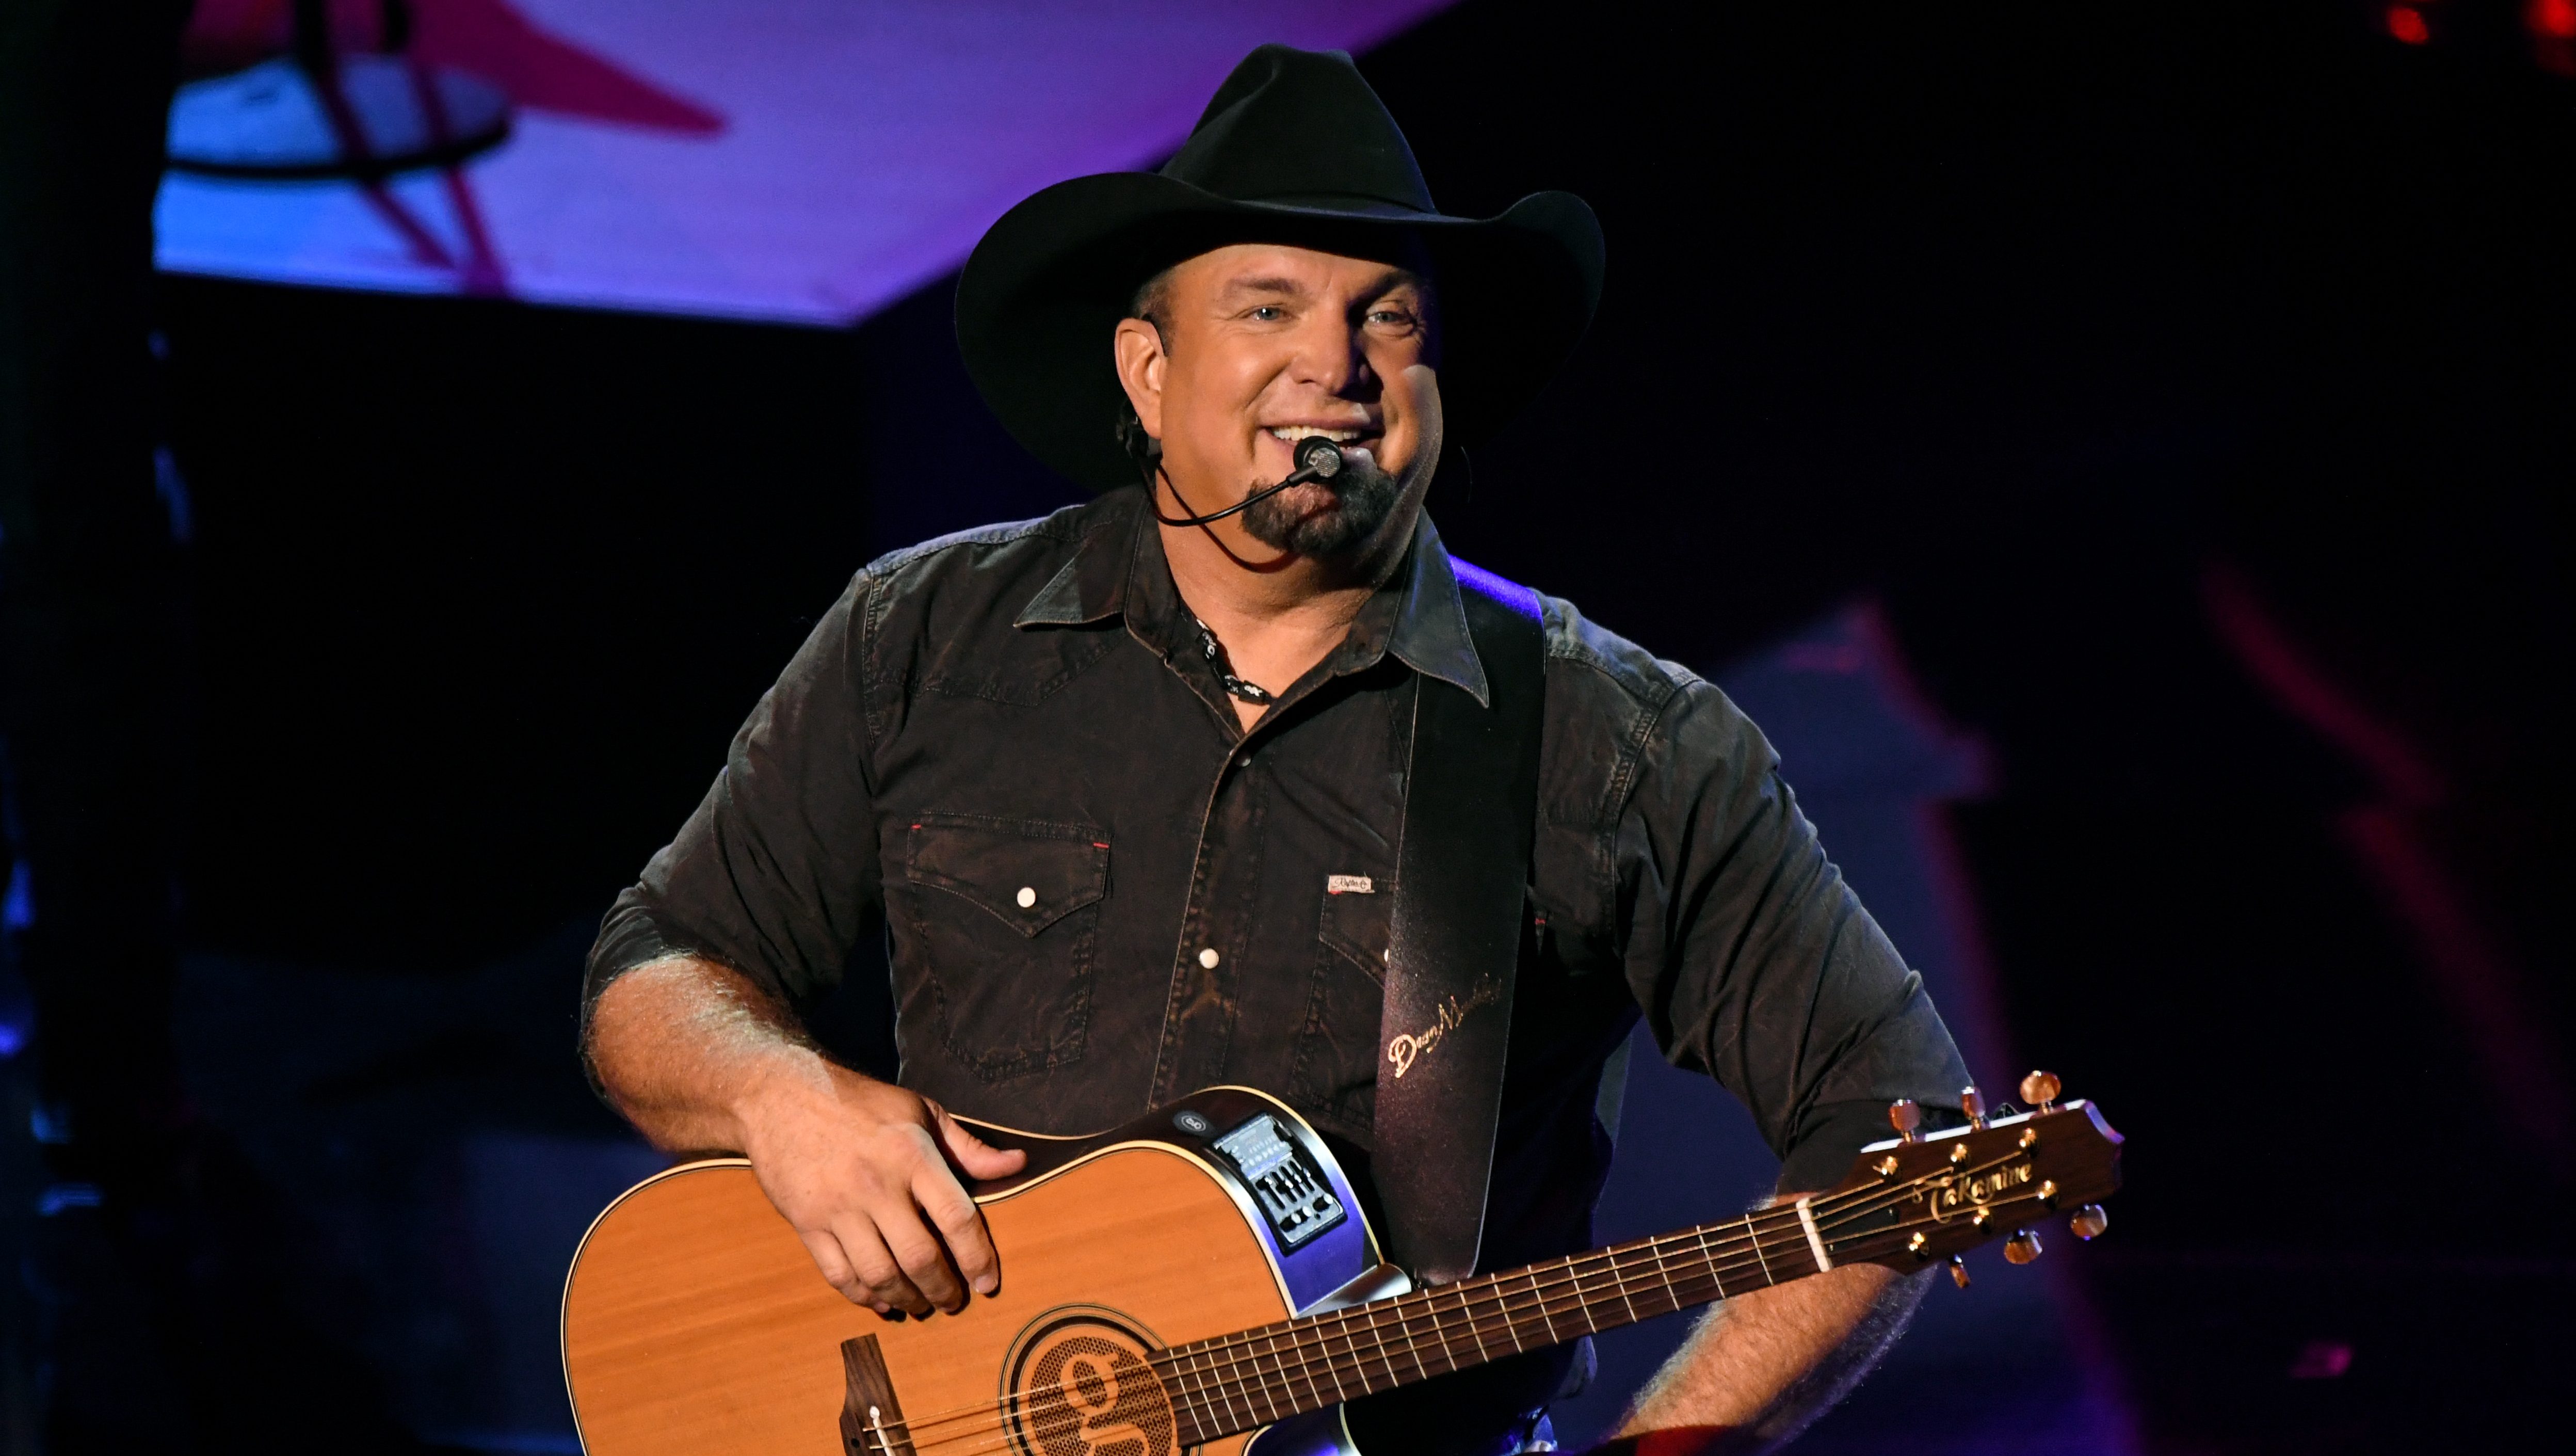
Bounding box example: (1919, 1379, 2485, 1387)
(1619, 676, 1969, 1193)
(582, 573, 883, 1026)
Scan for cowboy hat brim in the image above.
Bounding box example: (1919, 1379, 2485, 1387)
(955, 170, 1604, 493)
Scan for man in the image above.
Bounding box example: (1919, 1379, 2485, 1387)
(583, 45, 1968, 1455)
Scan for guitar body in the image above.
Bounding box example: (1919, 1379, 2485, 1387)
(566, 1078, 2125, 1456)
(562, 1087, 1385, 1456)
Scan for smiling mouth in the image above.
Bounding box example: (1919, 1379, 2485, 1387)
(1265, 425, 1374, 445)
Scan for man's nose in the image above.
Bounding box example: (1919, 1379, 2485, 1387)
(1287, 315, 1373, 396)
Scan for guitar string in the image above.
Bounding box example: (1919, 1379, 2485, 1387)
(1146, 1145, 2054, 1444)
(896, 1175, 2067, 1456)
(1133, 1142, 2062, 1449)
(872, 1180, 1872, 1445)
(876, 1147, 2056, 1455)
(873, 1143, 2044, 1453)
(901, 1167, 2067, 1456)
(873, 1213, 1824, 1456)
(1132, 1148, 1969, 1427)
(866, 1201, 1829, 1446)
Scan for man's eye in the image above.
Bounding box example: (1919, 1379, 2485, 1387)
(1249, 306, 1285, 322)
(1368, 310, 1417, 328)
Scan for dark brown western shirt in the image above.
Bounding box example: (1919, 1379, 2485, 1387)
(583, 486, 1966, 1436)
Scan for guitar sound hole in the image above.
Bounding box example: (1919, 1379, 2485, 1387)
(1005, 1315, 1177, 1456)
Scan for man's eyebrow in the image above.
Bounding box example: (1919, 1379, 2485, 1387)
(1216, 275, 1311, 299)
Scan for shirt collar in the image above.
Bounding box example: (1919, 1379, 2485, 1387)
(1383, 514, 1491, 706)
(1012, 488, 1490, 707)
(1011, 494, 1136, 629)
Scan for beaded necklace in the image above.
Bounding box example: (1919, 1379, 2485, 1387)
(1190, 615, 1275, 705)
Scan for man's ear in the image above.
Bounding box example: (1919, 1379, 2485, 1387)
(1112, 317, 1168, 442)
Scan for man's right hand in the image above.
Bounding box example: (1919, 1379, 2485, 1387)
(735, 1061, 1028, 1316)
(583, 958, 1029, 1319)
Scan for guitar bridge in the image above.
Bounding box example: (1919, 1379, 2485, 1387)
(839, 1334, 916, 1456)
(1211, 1114, 1346, 1250)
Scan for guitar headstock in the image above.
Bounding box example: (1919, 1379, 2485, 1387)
(1817, 1072, 2123, 1282)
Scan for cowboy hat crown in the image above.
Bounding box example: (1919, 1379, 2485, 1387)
(956, 44, 1603, 492)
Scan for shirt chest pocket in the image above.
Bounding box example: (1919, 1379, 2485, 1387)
(1292, 881, 1392, 1135)
(894, 814, 1108, 1083)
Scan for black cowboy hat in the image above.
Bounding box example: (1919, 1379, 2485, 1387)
(955, 43, 1604, 493)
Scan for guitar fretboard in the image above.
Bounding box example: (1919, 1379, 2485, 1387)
(1148, 1203, 1832, 1445)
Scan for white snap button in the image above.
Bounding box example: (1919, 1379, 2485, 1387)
(1016, 886, 1037, 908)
(1199, 947, 1221, 969)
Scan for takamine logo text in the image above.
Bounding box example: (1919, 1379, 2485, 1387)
(1919, 1160, 2035, 1222)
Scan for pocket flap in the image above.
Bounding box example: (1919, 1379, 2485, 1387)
(903, 815, 1109, 938)
(1318, 878, 1391, 984)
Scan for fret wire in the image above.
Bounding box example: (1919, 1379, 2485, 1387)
(1606, 1241, 1642, 1325)
(1458, 1281, 1492, 1364)
(1264, 1328, 1306, 1419)
(1745, 1213, 1774, 1284)
(1219, 1334, 1263, 1430)
(1166, 1345, 1201, 1441)
(1638, 1226, 1679, 1319)
(1526, 1269, 1558, 1345)
(1407, 1289, 1442, 1382)
(1687, 1220, 1721, 1302)
(1194, 1343, 1229, 1431)
(1317, 1312, 1350, 1404)
(1203, 1342, 1248, 1440)
(1424, 1289, 1459, 1375)
(1166, 1347, 1202, 1444)
(1349, 1304, 1391, 1391)
(1366, 1295, 1407, 1391)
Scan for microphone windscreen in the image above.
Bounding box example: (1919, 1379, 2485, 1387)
(1295, 436, 1344, 479)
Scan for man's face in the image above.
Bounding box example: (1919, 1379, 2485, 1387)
(1115, 242, 1437, 559)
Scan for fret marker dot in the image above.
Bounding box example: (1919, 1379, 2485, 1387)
(1016, 886, 1037, 908)
(1199, 948, 1221, 969)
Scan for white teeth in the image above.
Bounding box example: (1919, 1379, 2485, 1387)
(1267, 426, 1365, 443)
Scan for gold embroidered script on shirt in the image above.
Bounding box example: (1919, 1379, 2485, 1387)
(1384, 975, 1504, 1079)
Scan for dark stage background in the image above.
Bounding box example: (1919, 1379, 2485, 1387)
(5, 2, 2571, 1453)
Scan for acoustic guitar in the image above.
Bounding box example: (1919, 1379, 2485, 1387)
(560, 1074, 2121, 1456)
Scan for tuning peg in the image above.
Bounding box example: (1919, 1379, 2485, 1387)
(2018, 1070, 2062, 1112)
(1960, 1084, 1988, 1130)
(1947, 1255, 1970, 1288)
(1888, 1098, 1923, 1143)
(2003, 1228, 2043, 1264)
(2069, 1204, 2110, 1241)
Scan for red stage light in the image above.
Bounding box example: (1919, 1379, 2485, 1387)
(2532, 0, 2576, 39)
(2387, 5, 2432, 43)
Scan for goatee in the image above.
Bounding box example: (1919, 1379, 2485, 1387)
(1239, 455, 1403, 557)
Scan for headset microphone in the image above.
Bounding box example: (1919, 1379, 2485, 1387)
(1150, 435, 1345, 528)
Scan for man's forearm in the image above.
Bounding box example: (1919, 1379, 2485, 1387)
(585, 956, 831, 1154)
(1611, 1245, 1931, 1453)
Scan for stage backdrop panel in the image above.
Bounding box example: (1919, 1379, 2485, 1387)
(155, 0, 1454, 324)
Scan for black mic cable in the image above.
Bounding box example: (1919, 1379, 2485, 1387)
(1148, 434, 1345, 528)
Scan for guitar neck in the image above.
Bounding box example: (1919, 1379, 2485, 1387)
(1138, 1096, 2120, 1446)
(1150, 1203, 1833, 1445)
